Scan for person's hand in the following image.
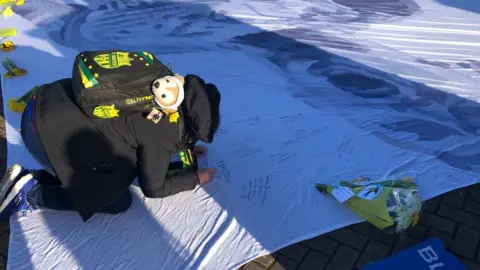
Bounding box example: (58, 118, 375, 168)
(197, 168, 215, 184)
(194, 145, 208, 159)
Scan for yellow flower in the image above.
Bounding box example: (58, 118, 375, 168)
(0, 41, 14, 52)
(7, 98, 26, 113)
(2, 6, 13, 16)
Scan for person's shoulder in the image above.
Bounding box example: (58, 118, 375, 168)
(37, 78, 72, 97)
(36, 78, 76, 110)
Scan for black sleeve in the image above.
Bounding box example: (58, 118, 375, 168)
(136, 145, 199, 198)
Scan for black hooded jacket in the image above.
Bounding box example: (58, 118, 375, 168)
(33, 74, 221, 221)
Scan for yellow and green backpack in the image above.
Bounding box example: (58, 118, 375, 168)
(71, 50, 174, 119)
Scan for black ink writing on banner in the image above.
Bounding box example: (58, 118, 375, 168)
(216, 128, 228, 137)
(242, 136, 258, 143)
(235, 116, 261, 127)
(240, 175, 271, 205)
(230, 136, 259, 148)
(216, 160, 231, 183)
(241, 185, 248, 200)
(283, 126, 329, 146)
(260, 175, 271, 205)
(337, 140, 350, 152)
(241, 181, 251, 202)
(337, 140, 354, 158)
(295, 129, 309, 140)
(234, 146, 262, 158)
(269, 152, 293, 164)
(280, 113, 305, 124)
(310, 125, 329, 135)
(249, 178, 257, 201)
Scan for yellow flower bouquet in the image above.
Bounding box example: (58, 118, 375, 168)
(316, 176, 421, 234)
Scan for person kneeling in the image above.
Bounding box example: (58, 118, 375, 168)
(0, 74, 220, 222)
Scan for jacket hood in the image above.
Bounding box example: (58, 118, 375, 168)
(180, 75, 221, 143)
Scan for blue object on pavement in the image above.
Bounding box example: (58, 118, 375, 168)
(362, 237, 465, 270)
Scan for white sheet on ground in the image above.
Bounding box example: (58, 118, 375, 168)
(2, 0, 480, 269)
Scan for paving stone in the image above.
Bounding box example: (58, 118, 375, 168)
(460, 259, 480, 270)
(476, 246, 480, 264)
(391, 236, 420, 255)
(278, 243, 308, 262)
(0, 229, 8, 260)
(351, 222, 396, 245)
(423, 197, 441, 213)
(419, 211, 456, 234)
(297, 251, 329, 270)
(242, 262, 265, 270)
(450, 225, 480, 260)
(253, 254, 276, 268)
(356, 240, 391, 269)
(0, 223, 8, 235)
(406, 224, 427, 240)
(469, 184, 480, 202)
(438, 204, 480, 230)
(326, 245, 360, 270)
(270, 255, 298, 270)
(442, 188, 468, 209)
(325, 228, 368, 250)
(302, 235, 339, 257)
(0, 254, 5, 270)
(465, 200, 480, 216)
(426, 229, 452, 248)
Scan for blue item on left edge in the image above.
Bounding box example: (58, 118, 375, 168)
(0, 172, 37, 221)
(362, 237, 465, 270)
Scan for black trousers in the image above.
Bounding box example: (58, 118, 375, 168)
(21, 99, 132, 214)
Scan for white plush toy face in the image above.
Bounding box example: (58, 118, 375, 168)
(151, 75, 185, 111)
(152, 76, 180, 107)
